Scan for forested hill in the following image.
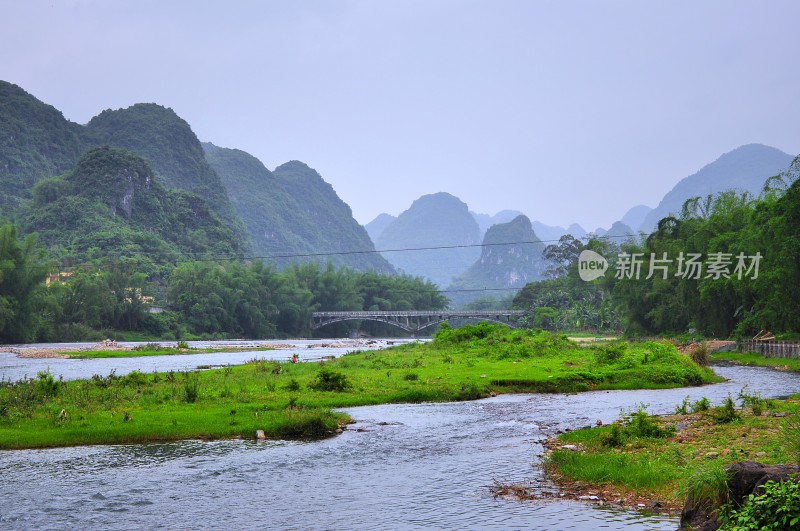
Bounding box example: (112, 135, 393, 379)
(84, 103, 247, 245)
(375, 192, 481, 287)
(446, 214, 546, 307)
(204, 144, 394, 273)
(18, 147, 243, 272)
(0, 80, 397, 273)
(0, 81, 85, 212)
(271, 160, 395, 274)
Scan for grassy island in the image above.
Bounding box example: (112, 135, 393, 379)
(0, 323, 720, 450)
(64, 343, 277, 359)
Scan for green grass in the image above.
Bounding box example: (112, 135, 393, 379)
(547, 448, 681, 490)
(0, 324, 721, 449)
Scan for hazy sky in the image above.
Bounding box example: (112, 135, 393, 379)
(2, 0, 798, 230)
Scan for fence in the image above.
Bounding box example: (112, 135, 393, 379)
(739, 340, 800, 359)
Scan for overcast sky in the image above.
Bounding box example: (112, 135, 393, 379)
(2, 0, 798, 231)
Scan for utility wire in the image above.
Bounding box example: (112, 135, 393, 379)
(49, 233, 639, 266)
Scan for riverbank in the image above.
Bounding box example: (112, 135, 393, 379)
(712, 350, 800, 372)
(3, 338, 388, 359)
(539, 390, 800, 517)
(0, 324, 720, 449)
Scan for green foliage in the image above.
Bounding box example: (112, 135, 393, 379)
(714, 395, 740, 424)
(594, 342, 627, 364)
(601, 423, 627, 448)
(692, 396, 711, 412)
(0, 224, 50, 342)
(784, 414, 800, 466)
(183, 372, 200, 403)
(738, 386, 767, 416)
(84, 104, 247, 244)
(0, 81, 85, 213)
(308, 366, 350, 392)
(35, 370, 60, 399)
(606, 169, 800, 337)
(690, 342, 711, 366)
(719, 479, 800, 530)
(512, 236, 622, 332)
(455, 382, 483, 401)
(602, 404, 675, 447)
(676, 395, 691, 415)
(19, 147, 243, 273)
(681, 463, 730, 519)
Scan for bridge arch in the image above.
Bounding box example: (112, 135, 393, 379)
(310, 310, 525, 334)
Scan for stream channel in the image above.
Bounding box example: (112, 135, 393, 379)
(1, 341, 799, 530)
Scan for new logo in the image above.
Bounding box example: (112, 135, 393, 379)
(578, 250, 608, 281)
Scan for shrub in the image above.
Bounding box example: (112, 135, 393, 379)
(121, 370, 148, 387)
(594, 342, 627, 364)
(676, 396, 691, 415)
(713, 395, 739, 424)
(691, 397, 711, 412)
(601, 423, 627, 448)
(133, 342, 163, 352)
(455, 382, 482, 401)
(182, 372, 200, 403)
(309, 366, 350, 392)
(404, 372, 419, 381)
(35, 370, 60, 398)
(689, 342, 710, 366)
(602, 405, 674, 446)
(624, 405, 675, 439)
(718, 479, 800, 530)
(737, 387, 767, 416)
(284, 379, 301, 392)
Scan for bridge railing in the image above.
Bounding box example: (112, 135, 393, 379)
(312, 310, 526, 318)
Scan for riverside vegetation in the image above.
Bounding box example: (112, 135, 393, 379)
(0, 324, 719, 450)
(545, 387, 800, 528)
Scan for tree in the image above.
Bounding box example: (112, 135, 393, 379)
(0, 225, 50, 342)
(543, 235, 584, 278)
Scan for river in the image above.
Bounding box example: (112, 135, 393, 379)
(1, 344, 799, 529)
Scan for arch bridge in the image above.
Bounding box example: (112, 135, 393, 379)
(310, 310, 525, 334)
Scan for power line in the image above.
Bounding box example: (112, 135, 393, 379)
(50, 233, 638, 265)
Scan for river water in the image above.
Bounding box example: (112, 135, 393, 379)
(2, 345, 799, 529)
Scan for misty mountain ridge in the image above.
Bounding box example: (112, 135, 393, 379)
(374, 192, 481, 287)
(204, 143, 393, 273)
(365, 213, 396, 243)
(639, 143, 794, 231)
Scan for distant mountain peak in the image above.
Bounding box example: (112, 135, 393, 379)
(376, 192, 480, 287)
(640, 144, 794, 232)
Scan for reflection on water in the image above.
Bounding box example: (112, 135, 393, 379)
(2, 352, 800, 529)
